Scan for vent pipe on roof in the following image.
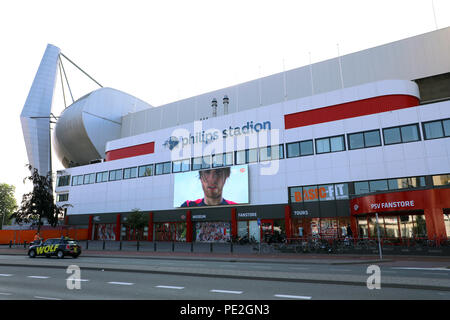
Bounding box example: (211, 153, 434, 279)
(211, 98, 217, 117)
(223, 95, 229, 115)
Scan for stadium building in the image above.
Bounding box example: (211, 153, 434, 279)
(21, 27, 450, 243)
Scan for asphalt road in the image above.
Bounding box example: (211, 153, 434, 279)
(0, 254, 449, 301)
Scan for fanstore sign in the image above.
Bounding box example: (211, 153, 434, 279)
(163, 121, 272, 150)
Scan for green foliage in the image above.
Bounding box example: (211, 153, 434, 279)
(13, 164, 67, 232)
(125, 208, 149, 230)
(0, 183, 17, 229)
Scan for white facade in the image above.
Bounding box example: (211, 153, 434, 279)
(55, 78, 450, 216)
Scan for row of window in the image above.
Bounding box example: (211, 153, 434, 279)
(286, 123, 422, 158)
(288, 174, 449, 203)
(58, 118, 450, 188)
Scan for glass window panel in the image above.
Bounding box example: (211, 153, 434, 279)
(181, 159, 190, 171)
(301, 185, 319, 202)
(224, 152, 233, 166)
(192, 157, 203, 170)
(287, 142, 300, 158)
(384, 217, 399, 238)
(368, 216, 385, 238)
(163, 162, 171, 174)
(172, 161, 182, 173)
(383, 127, 401, 145)
(432, 174, 450, 186)
(259, 146, 270, 161)
(330, 136, 345, 152)
(155, 163, 163, 175)
(212, 154, 224, 167)
(316, 138, 330, 154)
(414, 215, 427, 238)
(400, 124, 419, 142)
(300, 140, 314, 156)
(424, 121, 444, 139)
(235, 150, 246, 165)
(444, 213, 450, 239)
(348, 133, 364, 150)
(334, 183, 349, 199)
(399, 215, 413, 238)
(354, 181, 369, 195)
(289, 187, 303, 202)
(201, 156, 211, 169)
(248, 149, 258, 163)
(443, 120, 450, 137)
(138, 165, 153, 177)
(369, 180, 388, 192)
(364, 130, 381, 147)
(318, 184, 335, 201)
(357, 217, 368, 238)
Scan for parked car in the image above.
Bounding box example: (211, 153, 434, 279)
(28, 237, 82, 259)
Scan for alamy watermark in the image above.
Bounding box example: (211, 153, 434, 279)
(366, 265, 381, 290)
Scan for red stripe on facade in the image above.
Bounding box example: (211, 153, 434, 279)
(105, 142, 155, 161)
(284, 94, 419, 130)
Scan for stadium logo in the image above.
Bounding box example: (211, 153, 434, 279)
(163, 136, 180, 150)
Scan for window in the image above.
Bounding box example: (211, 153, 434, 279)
(369, 180, 388, 192)
(192, 156, 211, 170)
(388, 177, 426, 190)
(123, 167, 137, 179)
(172, 159, 191, 173)
(354, 181, 369, 195)
(96, 171, 108, 183)
(83, 173, 96, 184)
(235, 149, 258, 164)
(383, 123, 420, 145)
(423, 119, 450, 140)
(138, 164, 153, 177)
(433, 174, 450, 186)
(315, 135, 345, 154)
(57, 193, 69, 202)
(259, 145, 284, 161)
(212, 153, 233, 168)
(348, 130, 381, 150)
(109, 169, 123, 181)
(71, 175, 84, 186)
(57, 175, 70, 187)
(155, 162, 171, 175)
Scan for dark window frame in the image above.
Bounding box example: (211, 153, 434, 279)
(347, 129, 382, 150)
(382, 123, 421, 145)
(422, 118, 450, 140)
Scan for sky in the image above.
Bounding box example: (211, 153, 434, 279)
(0, 0, 449, 205)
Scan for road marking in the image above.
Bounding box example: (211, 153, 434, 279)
(34, 296, 62, 300)
(274, 294, 312, 300)
(210, 289, 243, 294)
(108, 282, 134, 286)
(156, 285, 184, 290)
(0, 274, 13, 277)
(0, 292, 12, 296)
(391, 267, 449, 271)
(287, 267, 309, 270)
(28, 276, 50, 279)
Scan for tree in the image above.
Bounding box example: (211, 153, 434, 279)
(125, 208, 148, 240)
(13, 165, 67, 233)
(0, 183, 17, 229)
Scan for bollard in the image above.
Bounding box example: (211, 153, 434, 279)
(154, 242, 157, 252)
(24, 241, 27, 248)
(137, 241, 140, 251)
(210, 242, 213, 253)
(119, 241, 122, 251)
(9, 240, 12, 248)
(86, 240, 89, 250)
(103, 240, 106, 250)
(190, 241, 194, 253)
(172, 241, 175, 252)
(230, 241, 233, 253)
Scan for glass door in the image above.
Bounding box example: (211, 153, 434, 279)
(261, 220, 274, 243)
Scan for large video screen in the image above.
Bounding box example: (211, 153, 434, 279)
(173, 165, 249, 208)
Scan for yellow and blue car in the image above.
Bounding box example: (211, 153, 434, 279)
(28, 238, 82, 259)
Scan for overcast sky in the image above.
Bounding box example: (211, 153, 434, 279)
(0, 0, 449, 204)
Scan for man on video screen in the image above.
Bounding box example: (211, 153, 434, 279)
(180, 167, 237, 207)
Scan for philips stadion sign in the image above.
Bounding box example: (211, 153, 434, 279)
(163, 121, 272, 150)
